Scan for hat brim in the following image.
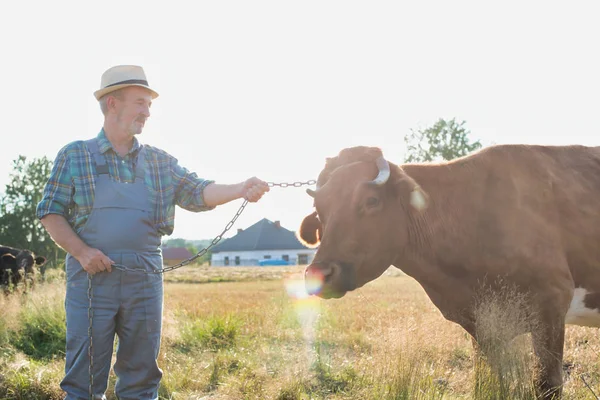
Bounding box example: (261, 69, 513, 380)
(94, 83, 159, 101)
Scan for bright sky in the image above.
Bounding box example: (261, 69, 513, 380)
(2, 1, 599, 241)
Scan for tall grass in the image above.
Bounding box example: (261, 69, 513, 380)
(0, 285, 66, 399)
(0, 266, 599, 399)
(10, 295, 66, 360)
(472, 282, 538, 400)
(178, 313, 241, 351)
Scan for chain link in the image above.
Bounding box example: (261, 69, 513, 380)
(268, 179, 317, 188)
(87, 179, 315, 399)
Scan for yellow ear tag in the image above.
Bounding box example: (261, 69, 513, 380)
(410, 189, 427, 211)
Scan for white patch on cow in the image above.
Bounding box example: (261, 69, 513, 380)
(410, 189, 427, 211)
(565, 288, 600, 327)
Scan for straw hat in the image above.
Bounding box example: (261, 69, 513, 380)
(93, 65, 159, 100)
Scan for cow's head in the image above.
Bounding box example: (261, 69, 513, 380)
(299, 146, 428, 298)
(15, 250, 46, 275)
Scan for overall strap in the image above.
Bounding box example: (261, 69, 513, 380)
(135, 145, 146, 181)
(85, 139, 109, 175)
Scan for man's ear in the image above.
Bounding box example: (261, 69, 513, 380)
(106, 94, 120, 112)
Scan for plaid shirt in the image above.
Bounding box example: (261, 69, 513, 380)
(36, 129, 215, 236)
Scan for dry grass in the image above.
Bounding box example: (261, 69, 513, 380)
(0, 265, 599, 399)
(163, 265, 320, 284)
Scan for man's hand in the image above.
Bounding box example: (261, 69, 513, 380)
(76, 247, 114, 275)
(241, 177, 270, 202)
(39, 214, 114, 275)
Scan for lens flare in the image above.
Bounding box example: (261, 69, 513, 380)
(304, 268, 325, 296)
(283, 272, 321, 366)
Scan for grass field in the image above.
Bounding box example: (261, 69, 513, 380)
(1, 265, 600, 399)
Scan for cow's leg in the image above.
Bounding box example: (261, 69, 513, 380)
(531, 309, 566, 399)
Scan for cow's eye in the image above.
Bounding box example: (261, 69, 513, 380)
(366, 197, 379, 208)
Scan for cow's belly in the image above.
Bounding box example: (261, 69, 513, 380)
(565, 288, 600, 327)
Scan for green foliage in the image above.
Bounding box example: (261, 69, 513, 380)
(10, 297, 66, 360)
(0, 155, 64, 266)
(186, 245, 198, 257)
(275, 354, 360, 399)
(179, 314, 241, 351)
(205, 354, 244, 392)
(404, 118, 483, 163)
(0, 359, 64, 400)
(0, 314, 9, 349)
(163, 238, 187, 248)
(370, 357, 447, 400)
(310, 354, 357, 395)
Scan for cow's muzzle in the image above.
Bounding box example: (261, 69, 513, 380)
(304, 261, 356, 298)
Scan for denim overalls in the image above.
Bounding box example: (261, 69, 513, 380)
(61, 138, 164, 400)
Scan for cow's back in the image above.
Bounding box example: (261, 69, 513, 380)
(403, 144, 600, 286)
(466, 144, 600, 259)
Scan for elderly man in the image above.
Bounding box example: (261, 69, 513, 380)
(37, 65, 270, 400)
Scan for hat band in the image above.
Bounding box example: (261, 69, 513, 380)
(104, 79, 149, 89)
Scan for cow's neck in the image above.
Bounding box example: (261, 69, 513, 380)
(401, 162, 472, 256)
(391, 162, 480, 324)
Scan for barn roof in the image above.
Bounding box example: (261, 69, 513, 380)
(162, 247, 193, 259)
(211, 218, 311, 253)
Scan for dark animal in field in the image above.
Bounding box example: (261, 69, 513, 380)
(299, 144, 600, 399)
(0, 245, 46, 289)
(0, 253, 21, 288)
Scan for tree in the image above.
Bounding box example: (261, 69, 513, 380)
(404, 118, 483, 163)
(162, 238, 187, 248)
(0, 155, 64, 266)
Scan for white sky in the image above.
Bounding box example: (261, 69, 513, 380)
(1, 0, 599, 240)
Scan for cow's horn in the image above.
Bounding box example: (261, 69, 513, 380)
(371, 156, 390, 185)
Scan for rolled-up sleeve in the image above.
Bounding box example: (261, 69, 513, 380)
(36, 146, 73, 219)
(172, 160, 215, 212)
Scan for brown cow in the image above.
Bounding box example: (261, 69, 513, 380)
(299, 145, 600, 399)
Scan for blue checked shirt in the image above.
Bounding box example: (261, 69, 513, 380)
(36, 129, 215, 236)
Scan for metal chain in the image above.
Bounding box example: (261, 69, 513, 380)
(111, 198, 249, 274)
(86, 179, 315, 399)
(106, 180, 317, 275)
(87, 274, 94, 398)
(268, 179, 317, 188)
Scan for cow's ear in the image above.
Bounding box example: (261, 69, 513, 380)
(391, 169, 429, 212)
(35, 256, 46, 266)
(297, 211, 322, 248)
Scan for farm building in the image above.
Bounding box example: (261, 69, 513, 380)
(162, 246, 193, 266)
(210, 218, 317, 266)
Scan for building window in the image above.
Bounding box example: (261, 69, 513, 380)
(263, 255, 271, 259)
(298, 254, 308, 265)
(224, 256, 229, 266)
(282, 255, 289, 262)
(235, 256, 240, 265)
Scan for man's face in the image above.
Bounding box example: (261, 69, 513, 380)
(113, 86, 153, 136)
